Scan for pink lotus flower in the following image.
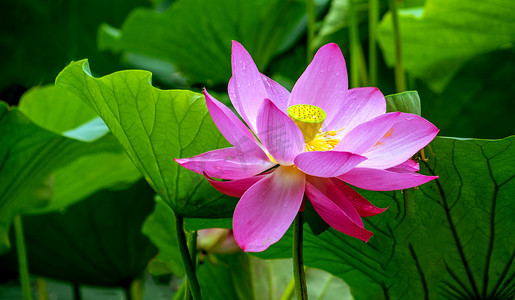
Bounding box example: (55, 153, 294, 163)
(176, 41, 438, 252)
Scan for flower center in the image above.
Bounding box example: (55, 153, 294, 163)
(305, 130, 341, 152)
(287, 104, 326, 143)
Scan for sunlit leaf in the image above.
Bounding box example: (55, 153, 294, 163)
(378, 0, 515, 92)
(256, 136, 515, 299)
(56, 60, 236, 217)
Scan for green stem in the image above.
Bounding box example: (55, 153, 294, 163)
(185, 230, 198, 300)
(368, 0, 379, 86)
(387, 0, 407, 92)
(73, 283, 81, 300)
(357, 43, 369, 86)
(293, 212, 307, 300)
(129, 278, 143, 300)
(348, 0, 361, 88)
(14, 215, 32, 300)
(175, 214, 202, 300)
(306, 0, 316, 62)
(37, 278, 48, 300)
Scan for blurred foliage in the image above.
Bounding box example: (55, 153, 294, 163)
(378, 0, 515, 92)
(142, 197, 353, 299)
(0, 0, 151, 98)
(99, 0, 309, 87)
(0, 180, 156, 287)
(419, 49, 515, 139)
(0, 101, 135, 253)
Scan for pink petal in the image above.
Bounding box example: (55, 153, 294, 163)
(229, 41, 268, 132)
(305, 180, 373, 242)
(233, 166, 306, 252)
(294, 151, 367, 177)
(338, 167, 438, 191)
(175, 148, 274, 180)
(256, 99, 304, 165)
(289, 43, 348, 125)
(261, 74, 290, 113)
(325, 87, 386, 137)
(388, 159, 420, 173)
(204, 173, 266, 198)
(333, 112, 401, 154)
(204, 89, 268, 160)
(358, 113, 439, 169)
(329, 178, 387, 217)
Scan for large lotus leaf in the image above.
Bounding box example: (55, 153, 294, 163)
(56, 60, 236, 217)
(0, 180, 157, 287)
(377, 0, 515, 92)
(98, 0, 307, 85)
(0, 0, 150, 92)
(0, 102, 126, 253)
(254, 136, 515, 300)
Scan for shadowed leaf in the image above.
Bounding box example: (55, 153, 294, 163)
(254, 136, 515, 299)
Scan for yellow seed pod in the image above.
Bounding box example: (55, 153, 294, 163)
(287, 104, 326, 143)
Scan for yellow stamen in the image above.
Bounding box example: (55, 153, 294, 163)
(287, 104, 326, 142)
(305, 128, 343, 152)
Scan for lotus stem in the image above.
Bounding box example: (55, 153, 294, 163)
(185, 230, 198, 300)
(348, 0, 361, 88)
(37, 278, 48, 300)
(129, 277, 143, 300)
(388, 0, 407, 92)
(14, 215, 33, 300)
(368, 0, 379, 86)
(175, 214, 202, 300)
(293, 211, 308, 300)
(307, 0, 316, 62)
